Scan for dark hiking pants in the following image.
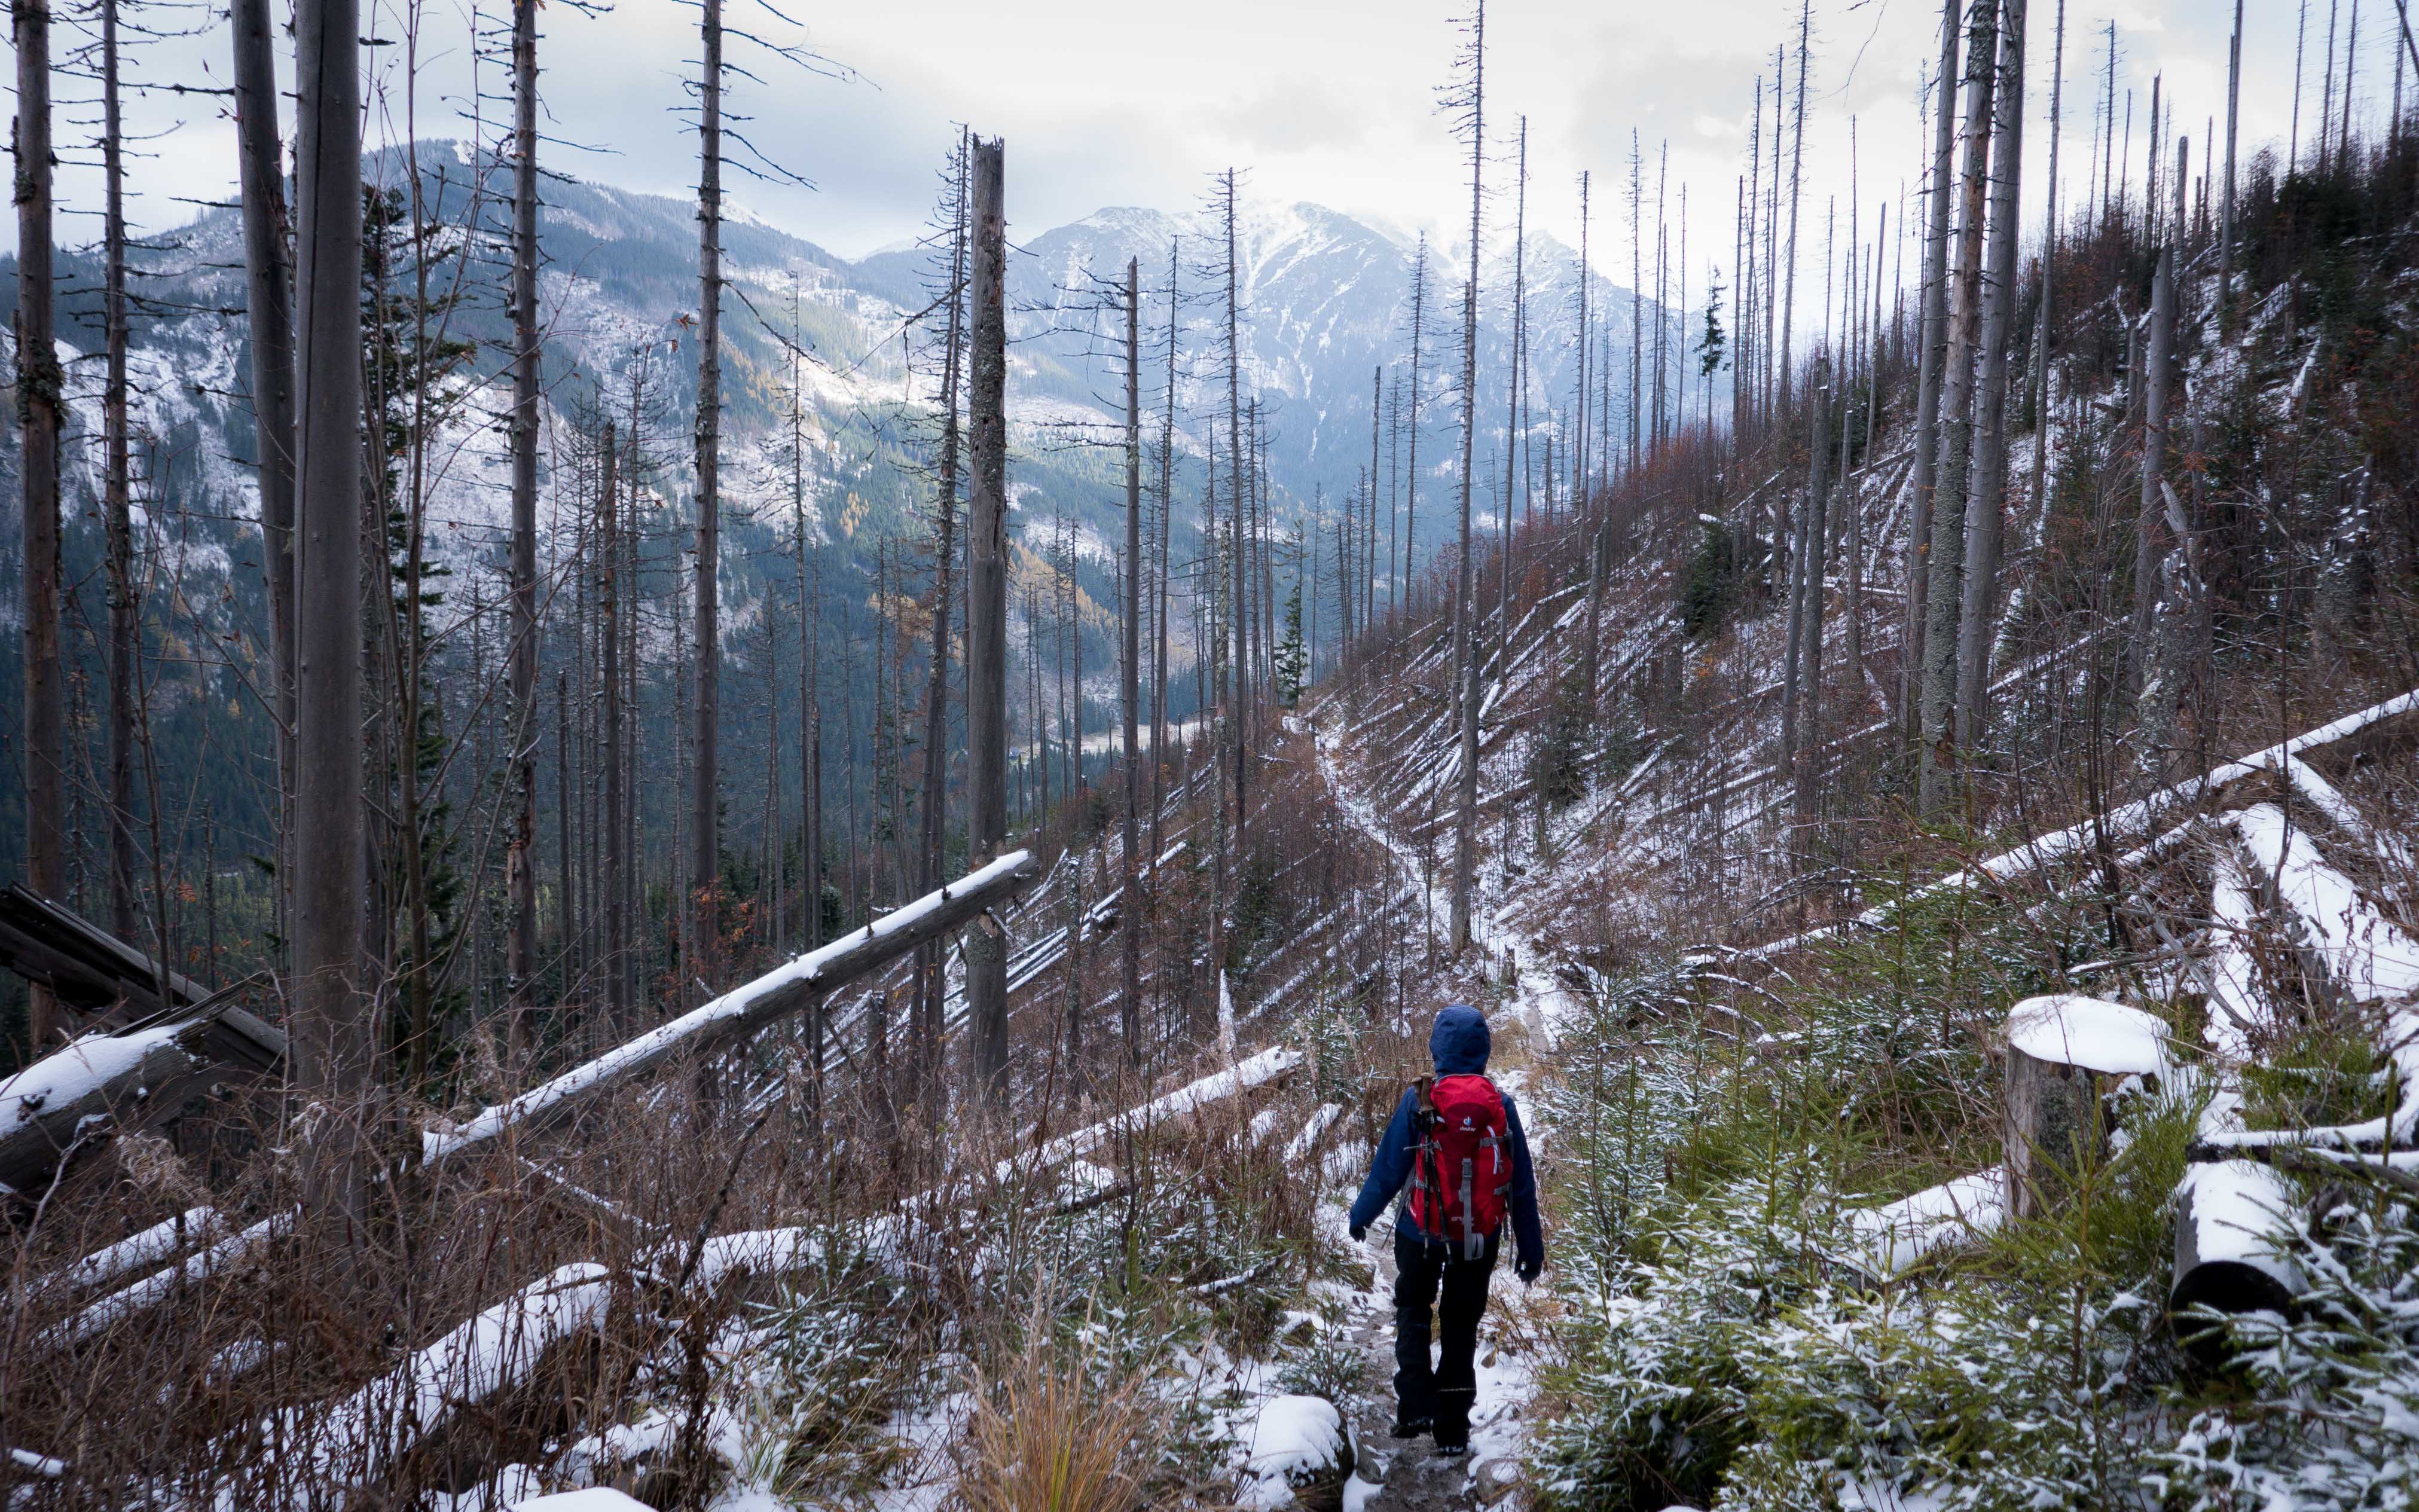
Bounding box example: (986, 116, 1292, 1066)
(1392, 1229, 1499, 1446)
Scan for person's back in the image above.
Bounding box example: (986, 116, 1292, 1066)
(1348, 1005, 1544, 1456)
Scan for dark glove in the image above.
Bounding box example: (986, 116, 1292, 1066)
(1349, 1221, 1367, 1243)
(1516, 1254, 1542, 1284)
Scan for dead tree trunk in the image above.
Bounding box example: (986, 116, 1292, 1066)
(1793, 353, 1834, 839)
(16, 0, 65, 1054)
(100, 0, 139, 944)
(1778, 0, 1811, 414)
(506, 0, 542, 1052)
(2132, 246, 2177, 706)
(1220, 170, 1249, 949)
(231, 0, 296, 968)
(1121, 255, 1143, 1064)
(690, 0, 725, 998)
(291, 0, 369, 1134)
(1151, 237, 1177, 868)
(1918, 0, 1999, 816)
(964, 136, 1010, 1098)
(1903, 0, 1962, 755)
(598, 423, 627, 1026)
(1449, 0, 1485, 956)
(1404, 235, 1426, 611)
(2029, 0, 2066, 514)
(2219, 0, 2243, 330)
(916, 139, 969, 1099)
(1955, 0, 2027, 750)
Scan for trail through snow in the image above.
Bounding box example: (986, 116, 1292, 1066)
(1309, 711, 1581, 1512)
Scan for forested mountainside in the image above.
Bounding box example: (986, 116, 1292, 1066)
(0, 143, 1686, 1039)
(5, 0, 2419, 1508)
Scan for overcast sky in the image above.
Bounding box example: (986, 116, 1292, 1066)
(16, 0, 2413, 307)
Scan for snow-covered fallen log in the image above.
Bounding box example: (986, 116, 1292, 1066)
(1844, 1168, 2006, 1278)
(2228, 804, 2419, 1009)
(48, 1208, 292, 1348)
(1744, 683, 2419, 960)
(267, 1263, 615, 1493)
(426, 849, 1037, 1165)
(53, 853, 1039, 1349)
(40, 1205, 221, 1298)
(0, 1022, 198, 1197)
(2171, 1160, 2301, 1346)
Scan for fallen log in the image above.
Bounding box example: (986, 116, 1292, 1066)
(0, 884, 206, 1023)
(54, 852, 1039, 1345)
(0, 975, 281, 1199)
(2171, 1159, 2301, 1363)
(423, 848, 1037, 1165)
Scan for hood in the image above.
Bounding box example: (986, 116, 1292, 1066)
(1429, 1006, 1491, 1076)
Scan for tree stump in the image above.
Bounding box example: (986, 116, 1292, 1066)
(2003, 995, 2174, 1220)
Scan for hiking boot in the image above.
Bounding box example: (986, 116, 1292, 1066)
(1390, 1415, 1433, 1440)
(1434, 1386, 1474, 1455)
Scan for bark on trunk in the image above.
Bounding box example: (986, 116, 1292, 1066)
(598, 424, 627, 1025)
(291, 0, 369, 1147)
(16, 0, 65, 1054)
(1918, 0, 1998, 815)
(1903, 0, 1962, 753)
(1449, 2, 1485, 955)
(231, 0, 297, 972)
(1121, 256, 1143, 1063)
(690, 0, 725, 998)
(507, 0, 542, 1049)
(1955, 0, 2027, 750)
(964, 137, 1010, 1098)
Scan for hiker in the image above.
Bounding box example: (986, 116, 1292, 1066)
(1347, 1004, 1543, 1457)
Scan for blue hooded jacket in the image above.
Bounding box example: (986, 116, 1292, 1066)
(1349, 1006, 1544, 1273)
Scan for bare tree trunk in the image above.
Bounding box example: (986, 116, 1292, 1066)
(964, 136, 1010, 1098)
(2220, 0, 2244, 329)
(15, 0, 64, 1054)
(1574, 176, 1590, 512)
(507, 0, 542, 1052)
(1630, 135, 1643, 477)
(2030, 0, 2067, 511)
(1919, 0, 1998, 815)
(1904, 0, 1962, 753)
(1152, 237, 1177, 867)
(2131, 247, 2176, 693)
(100, 0, 138, 943)
(1449, 1, 1485, 955)
(1794, 353, 1834, 839)
(1503, 118, 1528, 726)
(598, 423, 627, 1026)
(231, 0, 296, 975)
(1221, 172, 1248, 966)
(556, 668, 576, 1002)
(690, 0, 725, 998)
(916, 139, 968, 1100)
(291, 0, 369, 1120)
(1404, 235, 1425, 608)
(1779, 0, 1812, 413)
(1956, 0, 2027, 750)
(1121, 256, 1143, 1065)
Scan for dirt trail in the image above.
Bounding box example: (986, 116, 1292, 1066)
(1309, 714, 1566, 1511)
(1333, 1235, 1541, 1511)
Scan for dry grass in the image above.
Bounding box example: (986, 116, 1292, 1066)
(956, 1296, 1165, 1512)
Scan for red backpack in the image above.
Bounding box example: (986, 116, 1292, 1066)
(1408, 1074, 1511, 1260)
